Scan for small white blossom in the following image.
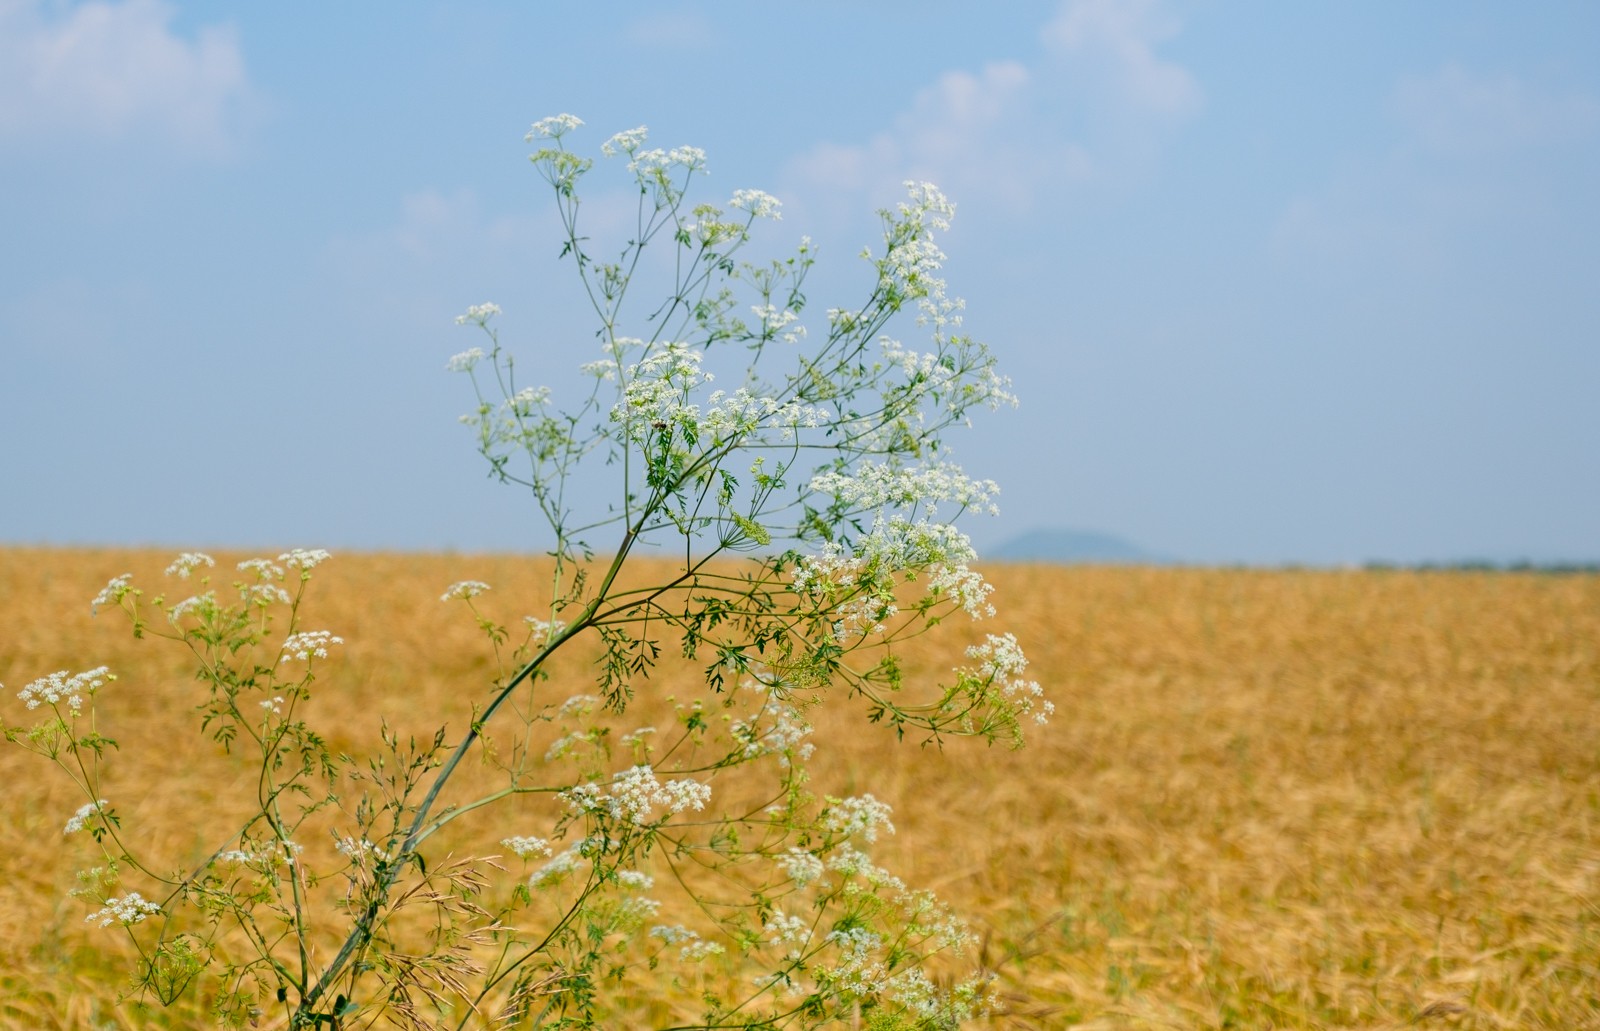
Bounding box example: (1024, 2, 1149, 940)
(216, 839, 302, 868)
(279, 549, 332, 571)
(335, 837, 392, 864)
(237, 557, 286, 580)
(561, 765, 712, 827)
(529, 845, 583, 888)
(86, 892, 160, 927)
(446, 347, 485, 372)
(601, 125, 648, 157)
(501, 836, 553, 859)
(168, 592, 216, 623)
(18, 667, 112, 716)
(765, 911, 811, 957)
(279, 630, 343, 662)
(440, 580, 491, 602)
(164, 552, 214, 579)
(779, 848, 825, 887)
(90, 574, 133, 613)
(616, 869, 654, 890)
(650, 924, 698, 945)
(822, 795, 896, 843)
(526, 114, 582, 140)
(260, 696, 285, 715)
(682, 939, 725, 961)
(241, 583, 292, 606)
(730, 188, 782, 220)
(556, 694, 600, 719)
(64, 800, 109, 835)
(966, 633, 1053, 725)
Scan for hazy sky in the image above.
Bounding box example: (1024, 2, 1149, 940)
(3, 0, 1596, 565)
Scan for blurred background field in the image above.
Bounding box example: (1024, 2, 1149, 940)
(1, 548, 1596, 1029)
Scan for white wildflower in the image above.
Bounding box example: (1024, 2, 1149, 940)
(279, 548, 332, 570)
(19, 667, 111, 716)
(616, 869, 654, 890)
(164, 552, 214, 579)
(501, 836, 553, 859)
(86, 892, 161, 927)
(556, 694, 600, 719)
(241, 582, 292, 606)
(279, 630, 343, 662)
(335, 837, 392, 864)
(440, 580, 491, 602)
(765, 911, 810, 957)
(64, 800, 109, 835)
(526, 114, 582, 140)
(446, 346, 485, 371)
(529, 845, 583, 888)
(822, 795, 895, 843)
(780, 848, 824, 887)
(601, 125, 648, 157)
(730, 188, 782, 220)
(650, 924, 698, 945)
(966, 633, 1053, 725)
(168, 592, 216, 623)
(561, 765, 712, 827)
(90, 574, 133, 613)
(237, 557, 286, 580)
(682, 939, 725, 961)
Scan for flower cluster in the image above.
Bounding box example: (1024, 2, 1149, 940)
(600, 125, 648, 157)
(793, 516, 995, 621)
(779, 848, 825, 887)
(446, 346, 485, 372)
(90, 573, 134, 613)
(810, 461, 1001, 517)
(820, 794, 896, 843)
(165, 552, 215, 579)
(17, 667, 112, 717)
(526, 113, 582, 140)
(216, 839, 303, 868)
(280, 548, 332, 571)
(730, 188, 782, 220)
(611, 343, 711, 441)
(453, 302, 502, 327)
(335, 837, 392, 865)
(86, 892, 160, 928)
(966, 633, 1053, 726)
(279, 631, 343, 662)
(440, 580, 491, 602)
(562, 765, 712, 827)
(501, 835, 553, 859)
(64, 799, 109, 835)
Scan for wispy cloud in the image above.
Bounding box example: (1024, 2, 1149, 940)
(1391, 64, 1600, 155)
(781, 0, 1200, 222)
(0, 0, 252, 157)
(1038, 0, 1199, 116)
(1275, 65, 1600, 266)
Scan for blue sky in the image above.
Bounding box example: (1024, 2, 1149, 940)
(2, 0, 1596, 565)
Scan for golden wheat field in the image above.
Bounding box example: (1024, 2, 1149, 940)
(1, 547, 1597, 1029)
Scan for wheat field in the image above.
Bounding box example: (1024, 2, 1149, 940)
(1, 547, 1596, 1029)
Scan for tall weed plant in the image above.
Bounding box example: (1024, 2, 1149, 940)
(4, 115, 1046, 1030)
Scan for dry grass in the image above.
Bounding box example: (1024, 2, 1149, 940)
(1, 548, 1597, 1028)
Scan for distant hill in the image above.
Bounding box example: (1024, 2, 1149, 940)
(987, 528, 1173, 565)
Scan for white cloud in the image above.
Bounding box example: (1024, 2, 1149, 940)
(1392, 64, 1600, 155)
(1039, 0, 1199, 115)
(1275, 65, 1600, 267)
(781, 0, 1198, 222)
(0, 0, 250, 156)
